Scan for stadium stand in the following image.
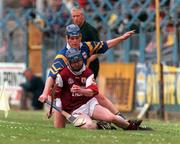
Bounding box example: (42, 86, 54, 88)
(0, 0, 179, 67)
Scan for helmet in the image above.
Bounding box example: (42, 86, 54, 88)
(66, 24, 81, 37)
(66, 48, 83, 72)
(66, 48, 82, 62)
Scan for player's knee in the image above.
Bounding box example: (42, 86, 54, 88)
(54, 122, 65, 128)
(54, 111, 66, 128)
(54, 117, 66, 128)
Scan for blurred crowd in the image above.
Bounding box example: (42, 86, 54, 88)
(2, 0, 180, 65)
(4, 0, 179, 35)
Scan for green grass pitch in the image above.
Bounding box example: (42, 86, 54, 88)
(0, 110, 180, 144)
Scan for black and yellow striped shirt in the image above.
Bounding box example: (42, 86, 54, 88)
(48, 41, 108, 78)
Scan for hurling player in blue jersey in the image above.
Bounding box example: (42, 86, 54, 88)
(39, 24, 137, 128)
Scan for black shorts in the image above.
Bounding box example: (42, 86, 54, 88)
(89, 58, 99, 79)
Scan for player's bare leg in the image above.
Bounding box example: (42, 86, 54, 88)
(95, 93, 142, 126)
(92, 105, 129, 129)
(95, 93, 118, 114)
(92, 105, 139, 130)
(54, 110, 66, 128)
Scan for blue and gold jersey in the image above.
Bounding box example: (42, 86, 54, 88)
(48, 41, 108, 78)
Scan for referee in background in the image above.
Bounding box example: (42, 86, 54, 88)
(71, 6, 100, 79)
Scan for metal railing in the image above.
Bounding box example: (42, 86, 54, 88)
(0, 0, 179, 77)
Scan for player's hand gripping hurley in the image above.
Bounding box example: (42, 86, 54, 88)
(45, 84, 86, 127)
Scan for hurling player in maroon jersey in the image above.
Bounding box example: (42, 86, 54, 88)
(42, 48, 139, 130)
(39, 24, 141, 129)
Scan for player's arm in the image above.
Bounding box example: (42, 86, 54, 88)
(85, 30, 134, 56)
(71, 84, 97, 97)
(87, 54, 100, 67)
(39, 54, 67, 102)
(39, 77, 55, 102)
(106, 30, 135, 48)
(71, 74, 98, 97)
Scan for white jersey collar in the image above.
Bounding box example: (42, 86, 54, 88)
(67, 64, 86, 76)
(66, 42, 83, 50)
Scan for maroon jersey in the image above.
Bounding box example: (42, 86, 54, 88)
(55, 65, 98, 114)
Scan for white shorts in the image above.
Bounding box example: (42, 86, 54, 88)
(72, 97, 99, 118)
(55, 97, 99, 117)
(55, 98, 62, 108)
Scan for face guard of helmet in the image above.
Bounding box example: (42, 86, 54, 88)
(66, 48, 83, 72)
(66, 24, 81, 37)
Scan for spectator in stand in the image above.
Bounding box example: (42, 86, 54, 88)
(118, 13, 139, 34)
(78, 0, 87, 8)
(19, 0, 36, 18)
(20, 68, 44, 110)
(45, 0, 70, 37)
(19, 0, 35, 9)
(163, 20, 175, 48)
(64, 0, 74, 11)
(44, 0, 70, 53)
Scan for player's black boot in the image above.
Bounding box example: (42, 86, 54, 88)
(116, 112, 143, 127)
(123, 121, 139, 130)
(97, 121, 117, 130)
(128, 119, 143, 127)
